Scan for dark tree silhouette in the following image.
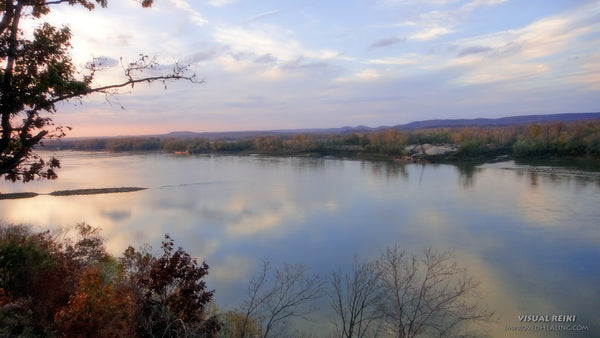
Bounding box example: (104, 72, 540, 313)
(122, 234, 220, 337)
(329, 258, 383, 338)
(0, 0, 197, 182)
(238, 260, 324, 338)
(377, 246, 494, 337)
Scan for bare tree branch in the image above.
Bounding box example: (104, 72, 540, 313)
(377, 246, 494, 337)
(239, 260, 324, 338)
(329, 257, 384, 338)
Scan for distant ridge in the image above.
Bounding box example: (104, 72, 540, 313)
(394, 112, 600, 130)
(154, 112, 600, 140)
(61, 112, 598, 141)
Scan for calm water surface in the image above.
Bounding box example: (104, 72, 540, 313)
(1, 151, 599, 337)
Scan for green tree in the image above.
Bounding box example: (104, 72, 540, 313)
(0, 0, 196, 182)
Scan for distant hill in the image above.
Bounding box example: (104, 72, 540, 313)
(392, 112, 600, 130)
(154, 112, 600, 139)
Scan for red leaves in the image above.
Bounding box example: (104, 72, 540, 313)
(0, 224, 220, 336)
(132, 234, 219, 336)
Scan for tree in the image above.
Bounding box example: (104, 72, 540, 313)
(376, 246, 493, 338)
(0, 224, 220, 336)
(238, 260, 324, 338)
(329, 257, 383, 338)
(0, 223, 113, 335)
(122, 234, 220, 337)
(0, 0, 197, 182)
(54, 265, 137, 337)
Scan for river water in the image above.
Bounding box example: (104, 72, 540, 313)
(1, 151, 599, 337)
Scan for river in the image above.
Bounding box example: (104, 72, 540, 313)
(1, 151, 599, 337)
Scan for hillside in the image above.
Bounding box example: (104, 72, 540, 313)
(156, 112, 600, 140)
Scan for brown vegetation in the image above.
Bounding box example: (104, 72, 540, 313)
(50, 119, 600, 162)
(0, 223, 219, 337)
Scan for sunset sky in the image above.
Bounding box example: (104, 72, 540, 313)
(37, 0, 600, 137)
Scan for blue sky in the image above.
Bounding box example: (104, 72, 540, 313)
(38, 0, 600, 136)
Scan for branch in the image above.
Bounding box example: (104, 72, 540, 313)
(44, 0, 73, 5)
(48, 73, 202, 106)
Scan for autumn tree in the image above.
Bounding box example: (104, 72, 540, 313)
(54, 265, 137, 337)
(0, 224, 220, 336)
(121, 234, 220, 337)
(0, 223, 113, 335)
(0, 0, 197, 182)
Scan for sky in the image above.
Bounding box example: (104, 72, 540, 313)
(33, 0, 600, 137)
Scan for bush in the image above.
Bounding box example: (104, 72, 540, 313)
(0, 224, 220, 337)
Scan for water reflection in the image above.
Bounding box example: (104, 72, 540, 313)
(456, 164, 483, 188)
(361, 161, 409, 180)
(0, 153, 599, 336)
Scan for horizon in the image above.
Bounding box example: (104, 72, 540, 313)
(31, 0, 600, 137)
(57, 111, 600, 139)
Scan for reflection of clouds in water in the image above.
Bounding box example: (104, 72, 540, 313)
(452, 251, 524, 337)
(0, 194, 143, 229)
(224, 191, 300, 236)
(2, 154, 600, 334)
(100, 209, 131, 222)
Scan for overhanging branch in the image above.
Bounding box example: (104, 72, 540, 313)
(48, 73, 203, 106)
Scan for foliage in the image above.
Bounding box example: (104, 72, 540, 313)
(0, 223, 105, 335)
(54, 265, 137, 337)
(0, 224, 219, 337)
(0, 0, 196, 182)
(124, 234, 220, 337)
(218, 310, 262, 338)
(49, 119, 600, 161)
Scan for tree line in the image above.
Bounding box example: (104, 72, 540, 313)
(50, 119, 600, 160)
(0, 223, 493, 337)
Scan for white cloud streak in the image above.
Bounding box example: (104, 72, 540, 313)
(399, 0, 508, 41)
(207, 0, 236, 7)
(447, 2, 600, 86)
(169, 0, 208, 26)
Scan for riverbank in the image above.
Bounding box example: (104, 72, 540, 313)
(42, 118, 600, 167)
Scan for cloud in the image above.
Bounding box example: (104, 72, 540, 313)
(247, 10, 281, 23)
(207, 0, 236, 7)
(254, 53, 278, 65)
(368, 36, 405, 49)
(409, 26, 453, 40)
(368, 54, 422, 65)
(336, 68, 384, 83)
(282, 56, 330, 70)
(457, 45, 494, 57)
(442, 2, 600, 86)
(212, 24, 346, 82)
(214, 25, 301, 62)
(169, 0, 208, 26)
(399, 0, 508, 41)
(380, 0, 458, 6)
(565, 54, 600, 91)
(185, 50, 220, 64)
